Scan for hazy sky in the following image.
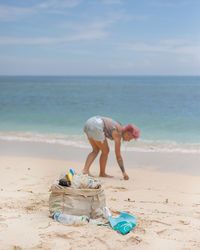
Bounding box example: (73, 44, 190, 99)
(0, 0, 200, 75)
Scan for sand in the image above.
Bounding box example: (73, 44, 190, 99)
(0, 140, 200, 250)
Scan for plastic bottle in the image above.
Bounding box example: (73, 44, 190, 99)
(69, 169, 75, 176)
(103, 207, 111, 219)
(53, 213, 89, 225)
(66, 173, 73, 182)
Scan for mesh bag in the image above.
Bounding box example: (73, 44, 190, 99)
(49, 180, 106, 219)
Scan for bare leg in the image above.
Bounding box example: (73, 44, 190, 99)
(83, 137, 99, 176)
(99, 152, 113, 177)
(94, 140, 113, 178)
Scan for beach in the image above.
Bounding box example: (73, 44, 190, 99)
(1, 0, 200, 245)
(0, 140, 200, 250)
(0, 76, 200, 249)
(1, 0, 200, 246)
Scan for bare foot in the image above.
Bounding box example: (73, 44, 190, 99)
(82, 169, 94, 177)
(99, 173, 114, 178)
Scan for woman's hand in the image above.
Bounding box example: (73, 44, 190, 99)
(123, 172, 129, 180)
(113, 131, 129, 180)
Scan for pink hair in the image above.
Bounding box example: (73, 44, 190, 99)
(122, 124, 140, 139)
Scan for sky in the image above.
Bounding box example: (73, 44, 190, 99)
(0, 0, 200, 75)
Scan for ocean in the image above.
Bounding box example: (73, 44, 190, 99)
(0, 76, 200, 153)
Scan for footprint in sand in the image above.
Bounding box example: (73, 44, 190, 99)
(156, 229, 168, 235)
(94, 236, 110, 249)
(40, 230, 80, 240)
(54, 232, 72, 239)
(13, 246, 22, 250)
(134, 226, 146, 234)
(151, 219, 171, 226)
(179, 220, 190, 225)
(106, 186, 128, 191)
(33, 240, 59, 250)
(127, 236, 142, 244)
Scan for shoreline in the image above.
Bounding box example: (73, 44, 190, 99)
(0, 139, 200, 176)
(0, 131, 200, 154)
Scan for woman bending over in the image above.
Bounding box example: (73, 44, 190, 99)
(83, 116, 140, 180)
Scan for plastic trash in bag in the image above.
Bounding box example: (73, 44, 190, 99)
(101, 206, 111, 219)
(108, 211, 137, 235)
(54, 213, 89, 225)
(71, 174, 101, 189)
(58, 169, 75, 187)
(49, 173, 106, 218)
(88, 207, 111, 226)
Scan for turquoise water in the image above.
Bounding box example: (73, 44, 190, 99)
(0, 76, 200, 151)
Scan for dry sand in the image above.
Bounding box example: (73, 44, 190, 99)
(0, 140, 200, 250)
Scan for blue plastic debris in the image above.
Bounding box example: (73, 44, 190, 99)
(109, 211, 137, 235)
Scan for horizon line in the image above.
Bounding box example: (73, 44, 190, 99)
(0, 74, 200, 77)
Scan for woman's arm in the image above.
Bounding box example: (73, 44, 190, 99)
(112, 130, 129, 180)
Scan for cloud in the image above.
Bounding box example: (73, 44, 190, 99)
(0, 1, 82, 21)
(151, 2, 179, 8)
(0, 7, 121, 45)
(0, 29, 107, 45)
(0, 37, 61, 45)
(0, 5, 35, 21)
(102, 0, 122, 4)
(119, 40, 200, 55)
(109, 61, 135, 70)
(150, 0, 193, 8)
(61, 19, 114, 33)
(37, 0, 82, 9)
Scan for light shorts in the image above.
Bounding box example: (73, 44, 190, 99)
(84, 116, 105, 142)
